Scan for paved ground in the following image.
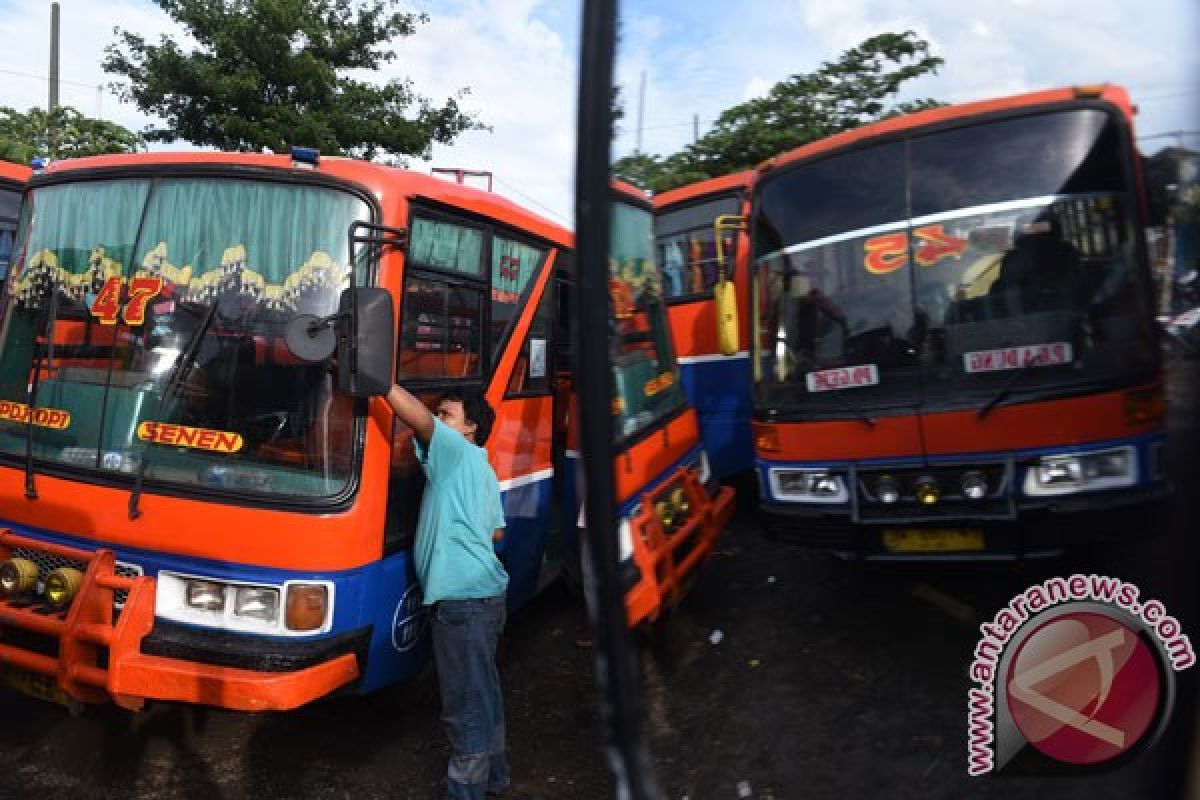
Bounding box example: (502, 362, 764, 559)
(0, 352, 1196, 799)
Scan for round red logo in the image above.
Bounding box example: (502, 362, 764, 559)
(1006, 611, 1162, 765)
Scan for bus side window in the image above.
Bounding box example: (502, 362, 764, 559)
(506, 275, 555, 397)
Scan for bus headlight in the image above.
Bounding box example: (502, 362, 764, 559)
(655, 500, 677, 530)
(0, 558, 39, 597)
(670, 486, 691, 518)
(234, 586, 280, 623)
(44, 567, 84, 608)
(186, 579, 226, 611)
(617, 518, 634, 562)
(770, 469, 848, 503)
(960, 471, 989, 500)
(915, 477, 941, 506)
(1024, 446, 1136, 496)
(875, 475, 900, 504)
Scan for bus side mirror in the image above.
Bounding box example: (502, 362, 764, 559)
(714, 280, 739, 356)
(713, 214, 747, 356)
(337, 287, 394, 397)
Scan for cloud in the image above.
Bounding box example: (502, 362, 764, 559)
(0, 0, 579, 223)
(618, 0, 1199, 161)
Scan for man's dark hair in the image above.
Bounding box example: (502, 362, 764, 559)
(438, 389, 495, 445)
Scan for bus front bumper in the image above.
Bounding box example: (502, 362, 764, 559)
(0, 529, 360, 712)
(758, 482, 1172, 560)
(625, 468, 736, 626)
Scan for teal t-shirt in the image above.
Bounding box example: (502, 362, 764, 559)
(413, 418, 509, 605)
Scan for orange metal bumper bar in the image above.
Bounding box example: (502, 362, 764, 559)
(625, 469, 735, 627)
(0, 529, 359, 711)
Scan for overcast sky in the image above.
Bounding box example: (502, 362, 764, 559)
(0, 0, 1197, 223)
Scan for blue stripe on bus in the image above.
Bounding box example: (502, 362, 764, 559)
(677, 358, 753, 479)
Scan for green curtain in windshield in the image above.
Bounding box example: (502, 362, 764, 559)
(10, 180, 149, 305)
(136, 179, 366, 315)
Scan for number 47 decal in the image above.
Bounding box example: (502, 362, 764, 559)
(90, 276, 164, 326)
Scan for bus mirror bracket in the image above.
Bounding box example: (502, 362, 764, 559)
(713, 214, 747, 356)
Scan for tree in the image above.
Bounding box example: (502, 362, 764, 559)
(0, 106, 144, 164)
(613, 31, 944, 192)
(103, 0, 482, 159)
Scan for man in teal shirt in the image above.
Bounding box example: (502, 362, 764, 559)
(383, 383, 509, 800)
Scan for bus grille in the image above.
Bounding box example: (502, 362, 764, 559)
(10, 547, 143, 608)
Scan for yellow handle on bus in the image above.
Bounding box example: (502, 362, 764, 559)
(713, 215, 747, 356)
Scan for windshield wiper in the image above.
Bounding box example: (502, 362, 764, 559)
(977, 355, 1044, 419)
(128, 301, 219, 519)
(24, 287, 62, 499)
(823, 384, 876, 428)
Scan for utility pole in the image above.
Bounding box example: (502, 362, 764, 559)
(636, 70, 646, 153)
(48, 2, 60, 111)
(48, 1, 60, 157)
(693, 113, 699, 145)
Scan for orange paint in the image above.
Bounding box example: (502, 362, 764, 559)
(759, 383, 1160, 463)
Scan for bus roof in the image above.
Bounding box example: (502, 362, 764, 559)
(612, 178, 653, 211)
(0, 160, 31, 185)
(653, 170, 755, 210)
(760, 84, 1136, 177)
(37, 151, 573, 249)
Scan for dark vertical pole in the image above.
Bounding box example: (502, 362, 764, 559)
(48, 2, 60, 157)
(574, 1, 662, 798)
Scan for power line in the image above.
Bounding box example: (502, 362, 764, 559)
(490, 175, 572, 227)
(0, 65, 100, 90)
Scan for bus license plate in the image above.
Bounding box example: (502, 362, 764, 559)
(3, 666, 69, 706)
(882, 528, 985, 553)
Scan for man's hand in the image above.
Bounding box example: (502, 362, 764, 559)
(384, 384, 435, 445)
(493, 528, 504, 543)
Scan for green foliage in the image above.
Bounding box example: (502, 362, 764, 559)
(613, 31, 944, 192)
(0, 106, 144, 163)
(103, 0, 482, 159)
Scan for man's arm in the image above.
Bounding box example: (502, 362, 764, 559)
(384, 384, 435, 445)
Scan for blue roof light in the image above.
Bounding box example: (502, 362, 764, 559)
(29, 156, 50, 171)
(291, 146, 320, 168)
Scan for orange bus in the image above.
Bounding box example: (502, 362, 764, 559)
(0, 151, 729, 711)
(732, 85, 1167, 557)
(652, 171, 756, 481)
(560, 181, 735, 625)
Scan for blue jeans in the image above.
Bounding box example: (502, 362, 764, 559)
(432, 595, 509, 799)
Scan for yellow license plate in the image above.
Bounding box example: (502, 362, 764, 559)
(3, 665, 69, 706)
(882, 528, 985, 552)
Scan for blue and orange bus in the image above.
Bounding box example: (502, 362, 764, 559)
(0, 152, 729, 712)
(699, 85, 1168, 557)
(652, 172, 755, 482)
(560, 181, 735, 625)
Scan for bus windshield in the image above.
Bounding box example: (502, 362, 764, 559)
(0, 176, 371, 500)
(610, 199, 684, 440)
(752, 108, 1157, 415)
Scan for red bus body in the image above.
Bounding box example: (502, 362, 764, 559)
(742, 86, 1166, 558)
(0, 153, 729, 710)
